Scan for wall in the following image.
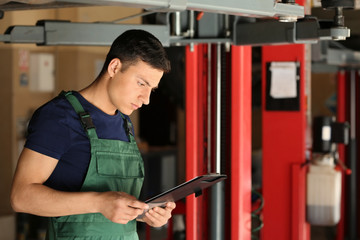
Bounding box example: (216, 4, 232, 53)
(0, 6, 142, 239)
(0, 8, 57, 240)
(54, 7, 142, 135)
(311, 73, 337, 118)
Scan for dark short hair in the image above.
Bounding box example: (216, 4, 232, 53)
(99, 29, 171, 76)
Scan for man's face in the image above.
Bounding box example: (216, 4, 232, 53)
(108, 60, 163, 115)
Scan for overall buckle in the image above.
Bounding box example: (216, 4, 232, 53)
(79, 112, 95, 130)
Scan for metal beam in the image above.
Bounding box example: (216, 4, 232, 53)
(327, 48, 360, 67)
(41, 21, 170, 46)
(0, 25, 44, 43)
(0, 16, 351, 46)
(312, 41, 360, 69)
(186, 0, 303, 19)
(1, 0, 304, 20)
(0, 21, 170, 46)
(233, 17, 350, 46)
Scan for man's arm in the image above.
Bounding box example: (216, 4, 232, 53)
(10, 148, 148, 224)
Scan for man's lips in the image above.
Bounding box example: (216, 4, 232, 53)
(132, 103, 140, 110)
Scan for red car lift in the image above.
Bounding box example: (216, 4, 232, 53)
(261, 43, 310, 240)
(185, 44, 252, 239)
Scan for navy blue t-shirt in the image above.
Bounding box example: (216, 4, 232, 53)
(25, 91, 133, 192)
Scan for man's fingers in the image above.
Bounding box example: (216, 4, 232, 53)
(126, 206, 145, 218)
(165, 202, 176, 210)
(100, 191, 149, 223)
(114, 206, 144, 224)
(128, 199, 149, 211)
(125, 200, 149, 219)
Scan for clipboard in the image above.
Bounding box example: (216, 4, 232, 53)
(137, 173, 227, 219)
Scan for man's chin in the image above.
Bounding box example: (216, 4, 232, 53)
(125, 109, 135, 116)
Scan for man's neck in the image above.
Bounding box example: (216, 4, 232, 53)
(79, 77, 117, 116)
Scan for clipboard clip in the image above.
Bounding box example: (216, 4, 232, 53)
(195, 188, 202, 198)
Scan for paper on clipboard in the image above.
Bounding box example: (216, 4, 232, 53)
(137, 174, 227, 219)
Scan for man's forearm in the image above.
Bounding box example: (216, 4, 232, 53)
(11, 183, 101, 217)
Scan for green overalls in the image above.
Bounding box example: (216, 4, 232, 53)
(47, 91, 144, 240)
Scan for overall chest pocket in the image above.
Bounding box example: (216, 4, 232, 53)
(96, 151, 144, 178)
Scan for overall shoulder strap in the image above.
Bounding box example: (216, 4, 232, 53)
(60, 91, 98, 139)
(119, 113, 136, 143)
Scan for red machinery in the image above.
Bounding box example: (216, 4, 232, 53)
(185, 44, 252, 239)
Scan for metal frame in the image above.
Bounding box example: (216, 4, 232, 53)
(0, 0, 304, 19)
(185, 44, 203, 240)
(312, 41, 360, 73)
(0, 21, 171, 46)
(185, 43, 252, 240)
(230, 45, 252, 240)
(0, 0, 308, 47)
(327, 48, 360, 67)
(233, 17, 350, 46)
(261, 43, 310, 240)
(0, 16, 350, 46)
(336, 70, 346, 240)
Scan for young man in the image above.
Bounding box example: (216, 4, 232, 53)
(10, 29, 175, 239)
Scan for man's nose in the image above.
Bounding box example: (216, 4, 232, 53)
(141, 88, 151, 105)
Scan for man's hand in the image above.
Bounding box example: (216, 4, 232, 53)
(142, 202, 176, 227)
(98, 192, 149, 224)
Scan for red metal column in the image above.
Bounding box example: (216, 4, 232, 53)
(357, 70, 360, 239)
(186, 44, 253, 240)
(357, 70, 360, 237)
(336, 70, 346, 240)
(231, 45, 252, 240)
(185, 44, 200, 240)
(261, 43, 310, 240)
(185, 44, 207, 240)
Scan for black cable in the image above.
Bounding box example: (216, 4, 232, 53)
(251, 189, 264, 239)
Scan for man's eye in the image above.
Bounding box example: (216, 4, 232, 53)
(138, 81, 145, 87)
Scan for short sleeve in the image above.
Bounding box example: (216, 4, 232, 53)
(25, 100, 71, 160)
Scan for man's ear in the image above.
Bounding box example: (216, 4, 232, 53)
(107, 58, 122, 77)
